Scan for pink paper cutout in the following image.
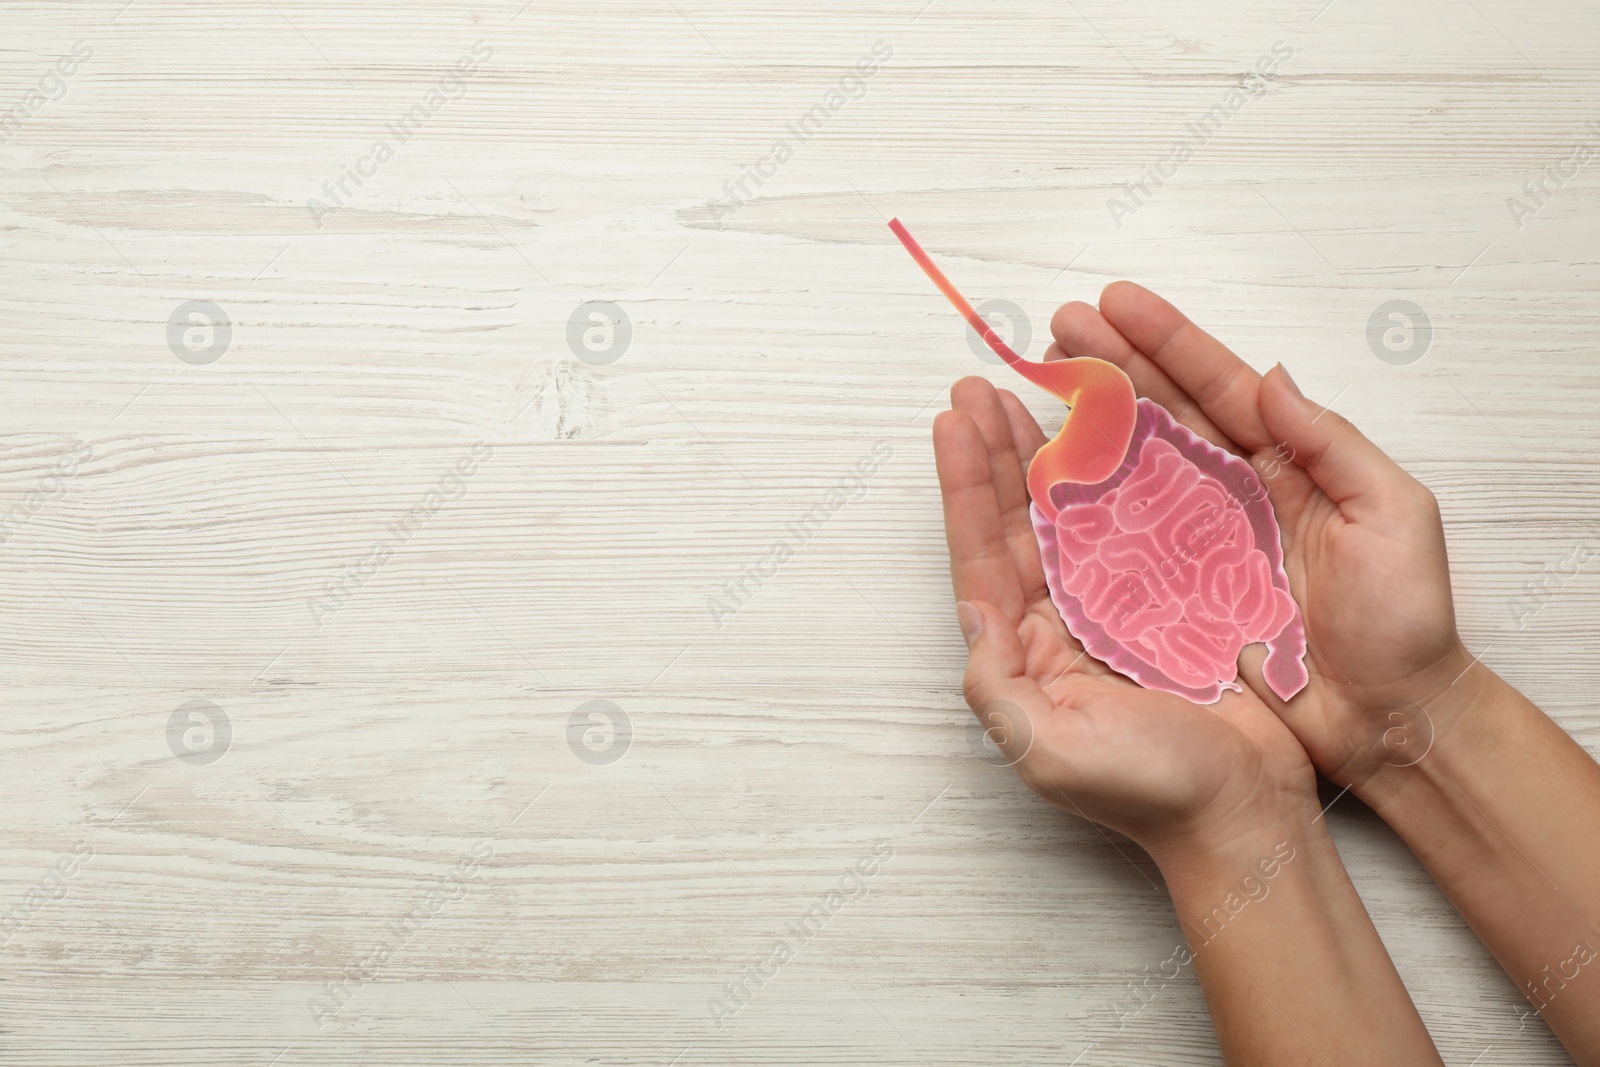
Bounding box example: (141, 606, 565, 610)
(888, 217, 1309, 704)
(1032, 399, 1308, 703)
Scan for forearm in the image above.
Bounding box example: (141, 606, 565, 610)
(1149, 803, 1443, 1066)
(1358, 664, 1600, 1062)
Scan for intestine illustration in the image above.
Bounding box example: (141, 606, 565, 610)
(890, 218, 1308, 704)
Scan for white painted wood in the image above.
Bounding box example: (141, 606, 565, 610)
(0, 0, 1595, 1062)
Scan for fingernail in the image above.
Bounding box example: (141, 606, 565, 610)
(956, 601, 983, 647)
(1277, 363, 1304, 399)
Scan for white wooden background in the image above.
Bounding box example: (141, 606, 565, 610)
(2, 0, 1596, 1063)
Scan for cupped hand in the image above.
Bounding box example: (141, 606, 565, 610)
(934, 377, 1320, 853)
(1047, 282, 1472, 788)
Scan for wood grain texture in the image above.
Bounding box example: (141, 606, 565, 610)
(1, 0, 1595, 1062)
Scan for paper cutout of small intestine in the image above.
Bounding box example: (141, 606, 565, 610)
(890, 218, 1308, 704)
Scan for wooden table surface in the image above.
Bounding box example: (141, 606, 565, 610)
(3, 1, 1597, 1063)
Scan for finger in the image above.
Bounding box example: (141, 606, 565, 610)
(1236, 641, 1338, 751)
(1235, 642, 1290, 716)
(1245, 436, 1323, 535)
(957, 599, 1028, 702)
(950, 377, 1050, 607)
(986, 390, 1096, 656)
(1049, 300, 1237, 454)
(1064, 286, 1322, 531)
(951, 376, 1030, 520)
(996, 388, 1047, 465)
(1258, 364, 1419, 522)
(934, 409, 1026, 618)
(1096, 281, 1275, 453)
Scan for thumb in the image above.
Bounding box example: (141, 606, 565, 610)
(956, 600, 1027, 692)
(1258, 363, 1416, 521)
(955, 600, 1044, 764)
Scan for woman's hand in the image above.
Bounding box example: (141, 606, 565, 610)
(933, 375, 1321, 853)
(1047, 282, 1472, 789)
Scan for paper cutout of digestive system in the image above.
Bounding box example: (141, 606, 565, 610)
(889, 218, 1309, 704)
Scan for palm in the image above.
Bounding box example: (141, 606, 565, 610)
(934, 377, 1315, 846)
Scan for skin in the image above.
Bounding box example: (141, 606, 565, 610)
(935, 374, 1443, 1063)
(1046, 281, 1600, 1064)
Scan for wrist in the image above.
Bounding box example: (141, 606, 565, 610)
(1145, 798, 1357, 974)
(1144, 789, 1325, 891)
(1353, 652, 1509, 818)
(1321, 638, 1481, 792)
